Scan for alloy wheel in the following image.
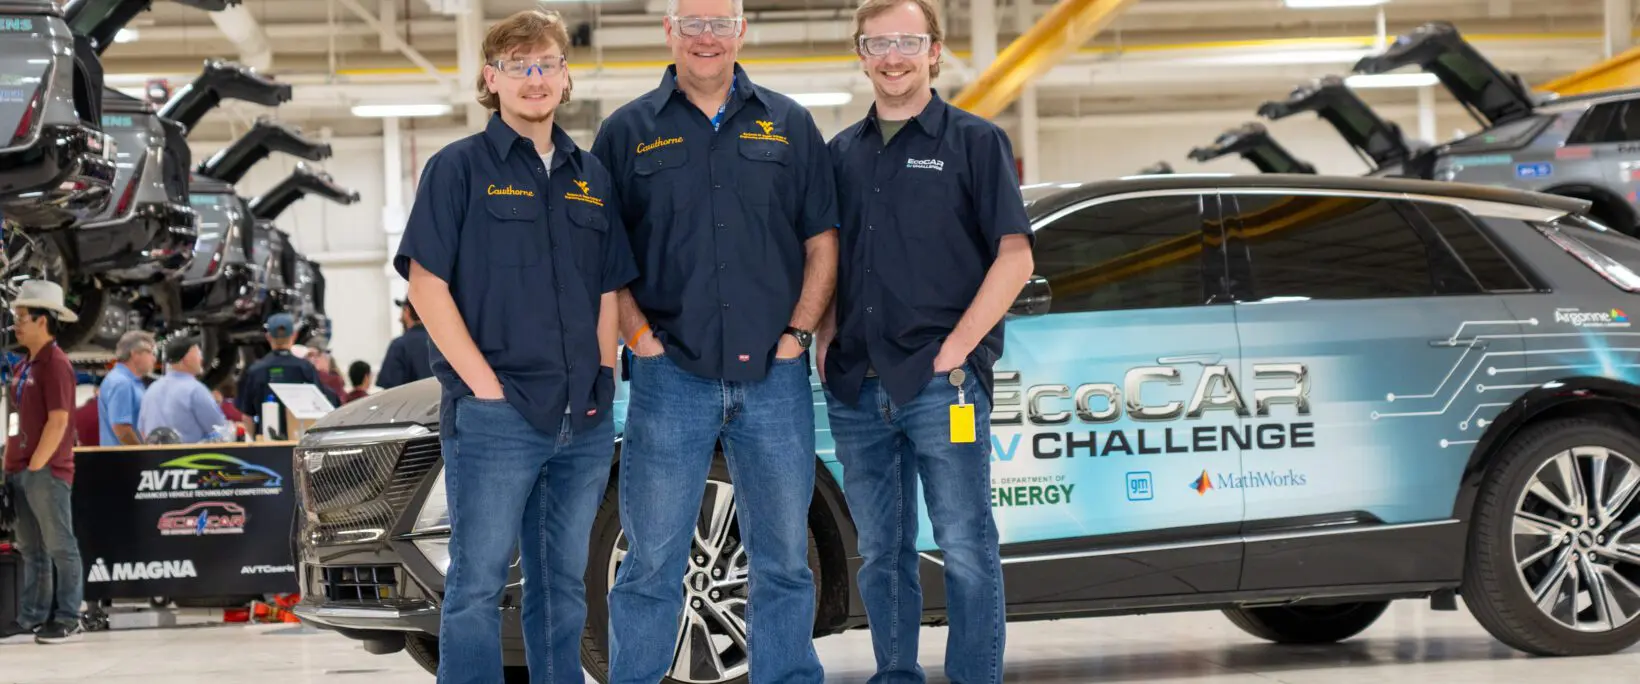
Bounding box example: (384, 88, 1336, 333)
(1512, 445, 1640, 632)
(608, 480, 750, 683)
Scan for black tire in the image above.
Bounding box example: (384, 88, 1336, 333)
(404, 633, 530, 683)
(1222, 601, 1389, 644)
(580, 453, 822, 684)
(200, 330, 239, 389)
(1463, 418, 1640, 656)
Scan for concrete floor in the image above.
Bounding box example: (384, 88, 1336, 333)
(2, 601, 1637, 683)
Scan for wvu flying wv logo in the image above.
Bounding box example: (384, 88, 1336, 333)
(740, 119, 789, 145)
(565, 179, 603, 207)
(1190, 470, 1213, 496)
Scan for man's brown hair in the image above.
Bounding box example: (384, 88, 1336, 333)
(852, 0, 944, 78)
(476, 9, 574, 110)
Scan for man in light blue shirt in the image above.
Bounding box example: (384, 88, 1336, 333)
(98, 331, 156, 445)
(139, 336, 228, 443)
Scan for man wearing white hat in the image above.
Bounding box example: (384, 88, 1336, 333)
(0, 280, 86, 645)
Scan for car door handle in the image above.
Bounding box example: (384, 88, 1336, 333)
(1158, 354, 1222, 365)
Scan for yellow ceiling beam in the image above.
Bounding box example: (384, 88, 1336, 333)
(1539, 44, 1640, 95)
(951, 0, 1141, 119)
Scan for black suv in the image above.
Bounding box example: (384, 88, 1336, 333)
(295, 174, 1640, 683)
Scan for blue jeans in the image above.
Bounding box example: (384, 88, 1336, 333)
(608, 353, 822, 684)
(438, 397, 614, 684)
(825, 366, 1005, 684)
(10, 468, 84, 628)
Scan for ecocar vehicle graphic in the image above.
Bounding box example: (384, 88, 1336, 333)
(294, 174, 1640, 683)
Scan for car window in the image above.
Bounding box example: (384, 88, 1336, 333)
(1415, 203, 1533, 292)
(1032, 194, 1213, 313)
(1225, 194, 1454, 301)
(1568, 103, 1622, 145)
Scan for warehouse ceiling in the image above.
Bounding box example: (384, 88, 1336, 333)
(91, 0, 1629, 138)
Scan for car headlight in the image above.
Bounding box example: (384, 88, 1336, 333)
(412, 469, 451, 575)
(414, 538, 451, 576)
(413, 470, 449, 533)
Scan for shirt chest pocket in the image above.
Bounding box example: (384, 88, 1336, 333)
(483, 198, 543, 266)
(632, 143, 694, 212)
(567, 202, 608, 280)
(737, 139, 791, 205)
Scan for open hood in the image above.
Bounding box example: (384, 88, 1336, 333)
(249, 163, 360, 220)
(1353, 21, 1535, 128)
(1259, 75, 1411, 170)
(197, 118, 331, 184)
(65, 0, 238, 53)
(159, 60, 292, 134)
(1188, 123, 1317, 175)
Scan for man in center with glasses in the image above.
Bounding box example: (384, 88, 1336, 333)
(591, 0, 838, 682)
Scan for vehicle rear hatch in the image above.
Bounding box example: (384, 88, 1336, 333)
(1353, 21, 1536, 128)
(184, 182, 244, 283)
(1259, 76, 1411, 169)
(0, 2, 63, 152)
(94, 88, 153, 220)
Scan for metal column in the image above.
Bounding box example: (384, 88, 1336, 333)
(1015, 0, 1040, 184)
(382, 117, 408, 342)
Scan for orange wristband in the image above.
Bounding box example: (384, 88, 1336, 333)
(627, 324, 651, 347)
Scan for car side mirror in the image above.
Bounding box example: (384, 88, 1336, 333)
(1010, 275, 1051, 316)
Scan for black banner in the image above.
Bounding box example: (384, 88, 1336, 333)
(72, 444, 298, 599)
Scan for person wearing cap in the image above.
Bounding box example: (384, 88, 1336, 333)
(378, 297, 433, 389)
(97, 331, 157, 446)
(236, 313, 332, 438)
(138, 336, 229, 443)
(0, 280, 87, 645)
(305, 336, 347, 399)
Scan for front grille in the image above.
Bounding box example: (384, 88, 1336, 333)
(297, 436, 443, 544)
(319, 565, 399, 602)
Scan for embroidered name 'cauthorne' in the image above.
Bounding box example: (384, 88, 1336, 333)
(487, 184, 535, 197)
(637, 136, 684, 154)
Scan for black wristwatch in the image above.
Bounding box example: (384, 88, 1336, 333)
(784, 326, 814, 349)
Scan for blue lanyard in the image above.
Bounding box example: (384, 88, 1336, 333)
(710, 76, 738, 131)
(12, 357, 32, 404)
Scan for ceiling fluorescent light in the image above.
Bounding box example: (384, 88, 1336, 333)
(1345, 72, 1439, 88)
(1284, 0, 1389, 8)
(351, 103, 454, 118)
(114, 28, 138, 43)
(788, 92, 854, 107)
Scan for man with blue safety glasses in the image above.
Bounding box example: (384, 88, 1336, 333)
(591, 0, 838, 681)
(819, 0, 1036, 682)
(395, 9, 636, 684)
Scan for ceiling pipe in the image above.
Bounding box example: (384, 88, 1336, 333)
(208, 4, 273, 72)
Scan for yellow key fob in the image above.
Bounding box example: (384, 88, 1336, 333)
(950, 403, 976, 443)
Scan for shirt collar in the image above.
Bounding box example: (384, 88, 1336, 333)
(643, 63, 760, 116)
(482, 112, 583, 174)
(859, 89, 948, 140)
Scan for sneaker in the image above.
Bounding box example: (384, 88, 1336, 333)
(0, 621, 39, 644)
(33, 622, 82, 644)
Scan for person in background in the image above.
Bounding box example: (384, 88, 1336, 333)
(138, 336, 229, 443)
(214, 375, 250, 438)
(0, 280, 87, 644)
(73, 380, 99, 447)
(378, 298, 433, 389)
(307, 336, 347, 399)
(237, 313, 331, 438)
(97, 331, 157, 446)
(345, 360, 372, 403)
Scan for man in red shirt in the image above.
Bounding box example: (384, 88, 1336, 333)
(73, 386, 98, 447)
(0, 281, 86, 645)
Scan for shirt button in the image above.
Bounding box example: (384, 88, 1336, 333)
(866, 306, 875, 313)
(868, 225, 876, 231)
(874, 187, 880, 193)
(721, 303, 730, 310)
(763, 151, 772, 158)
(511, 208, 518, 215)
(719, 262, 727, 269)
(713, 184, 722, 189)
(866, 268, 873, 273)
(717, 223, 725, 229)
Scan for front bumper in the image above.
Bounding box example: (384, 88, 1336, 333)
(0, 124, 117, 228)
(292, 548, 442, 635)
(75, 201, 198, 282)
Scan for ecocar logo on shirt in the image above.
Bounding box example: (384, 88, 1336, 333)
(906, 158, 945, 172)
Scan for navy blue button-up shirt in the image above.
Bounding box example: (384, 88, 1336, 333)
(825, 91, 1033, 407)
(592, 65, 837, 382)
(377, 323, 433, 389)
(395, 114, 638, 435)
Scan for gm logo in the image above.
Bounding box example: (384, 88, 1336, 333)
(1126, 471, 1153, 501)
(0, 18, 34, 32)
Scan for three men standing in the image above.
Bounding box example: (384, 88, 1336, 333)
(591, 0, 837, 681)
(396, 1, 1029, 681)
